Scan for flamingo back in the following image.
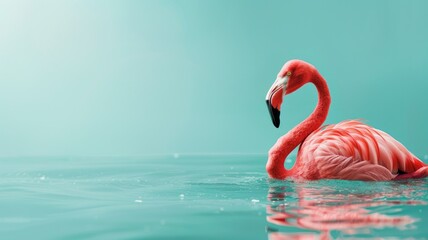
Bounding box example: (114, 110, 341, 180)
(294, 120, 426, 180)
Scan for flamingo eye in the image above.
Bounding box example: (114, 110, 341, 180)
(286, 71, 292, 76)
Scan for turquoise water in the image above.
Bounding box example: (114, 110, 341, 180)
(1, 155, 427, 239)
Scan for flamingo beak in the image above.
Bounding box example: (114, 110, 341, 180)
(266, 76, 288, 128)
(266, 97, 281, 128)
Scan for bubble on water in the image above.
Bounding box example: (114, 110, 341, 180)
(179, 194, 185, 200)
(251, 199, 260, 204)
(39, 176, 46, 181)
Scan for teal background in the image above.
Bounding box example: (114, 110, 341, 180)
(0, 0, 427, 157)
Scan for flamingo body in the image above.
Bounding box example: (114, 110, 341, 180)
(265, 59, 428, 181)
(295, 120, 427, 181)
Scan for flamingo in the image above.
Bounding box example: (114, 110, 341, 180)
(265, 59, 428, 180)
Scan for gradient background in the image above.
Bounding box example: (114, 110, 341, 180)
(0, 0, 427, 157)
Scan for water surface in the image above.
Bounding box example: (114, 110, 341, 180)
(0, 155, 427, 239)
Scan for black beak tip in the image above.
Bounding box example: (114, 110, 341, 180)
(266, 100, 281, 128)
(273, 118, 280, 128)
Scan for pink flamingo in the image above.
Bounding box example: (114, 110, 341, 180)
(265, 59, 428, 180)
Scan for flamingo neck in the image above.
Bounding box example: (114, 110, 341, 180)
(266, 72, 331, 179)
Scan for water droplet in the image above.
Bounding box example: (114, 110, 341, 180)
(134, 196, 143, 203)
(251, 199, 260, 204)
(179, 194, 184, 200)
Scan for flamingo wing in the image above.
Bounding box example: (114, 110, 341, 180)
(295, 120, 427, 181)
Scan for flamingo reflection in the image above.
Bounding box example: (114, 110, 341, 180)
(266, 180, 426, 240)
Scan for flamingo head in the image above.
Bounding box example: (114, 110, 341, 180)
(266, 59, 316, 128)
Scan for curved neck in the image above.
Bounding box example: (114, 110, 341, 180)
(266, 72, 331, 179)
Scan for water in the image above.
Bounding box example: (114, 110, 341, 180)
(1, 155, 427, 239)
